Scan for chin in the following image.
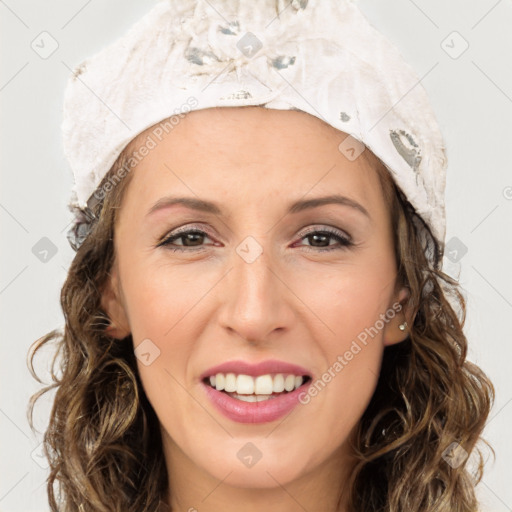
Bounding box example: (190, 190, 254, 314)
(192, 433, 324, 489)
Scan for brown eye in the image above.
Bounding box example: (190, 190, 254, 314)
(158, 229, 213, 252)
(296, 228, 353, 252)
(157, 226, 353, 253)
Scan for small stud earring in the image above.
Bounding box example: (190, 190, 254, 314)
(398, 321, 408, 331)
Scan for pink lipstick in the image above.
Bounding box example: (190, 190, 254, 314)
(199, 359, 312, 424)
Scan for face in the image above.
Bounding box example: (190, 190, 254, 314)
(101, 106, 410, 496)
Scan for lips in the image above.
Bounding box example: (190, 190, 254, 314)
(199, 359, 313, 380)
(199, 359, 313, 423)
(201, 381, 311, 423)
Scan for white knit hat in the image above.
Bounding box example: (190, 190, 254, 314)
(62, 0, 447, 265)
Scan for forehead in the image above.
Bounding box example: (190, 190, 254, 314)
(121, 106, 386, 216)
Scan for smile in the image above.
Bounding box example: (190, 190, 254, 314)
(199, 359, 313, 423)
(203, 373, 309, 402)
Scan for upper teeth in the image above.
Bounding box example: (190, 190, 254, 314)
(208, 373, 304, 395)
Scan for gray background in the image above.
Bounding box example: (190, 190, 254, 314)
(1, 0, 511, 510)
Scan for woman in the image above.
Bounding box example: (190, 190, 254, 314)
(28, 1, 494, 510)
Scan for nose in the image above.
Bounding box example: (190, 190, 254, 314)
(217, 243, 295, 345)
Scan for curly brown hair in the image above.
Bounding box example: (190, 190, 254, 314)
(27, 132, 494, 512)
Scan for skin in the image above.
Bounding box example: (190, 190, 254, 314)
(101, 106, 412, 512)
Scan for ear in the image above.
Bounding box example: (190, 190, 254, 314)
(100, 263, 131, 340)
(382, 285, 414, 347)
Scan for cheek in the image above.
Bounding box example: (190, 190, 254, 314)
(298, 261, 395, 346)
(122, 264, 207, 447)
(117, 260, 202, 402)
(295, 262, 393, 415)
(269, 261, 393, 429)
(119, 258, 208, 342)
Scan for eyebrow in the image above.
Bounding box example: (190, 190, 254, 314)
(146, 194, 370, 219)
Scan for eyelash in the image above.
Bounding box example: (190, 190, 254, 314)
(157, 225, 353, 253)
